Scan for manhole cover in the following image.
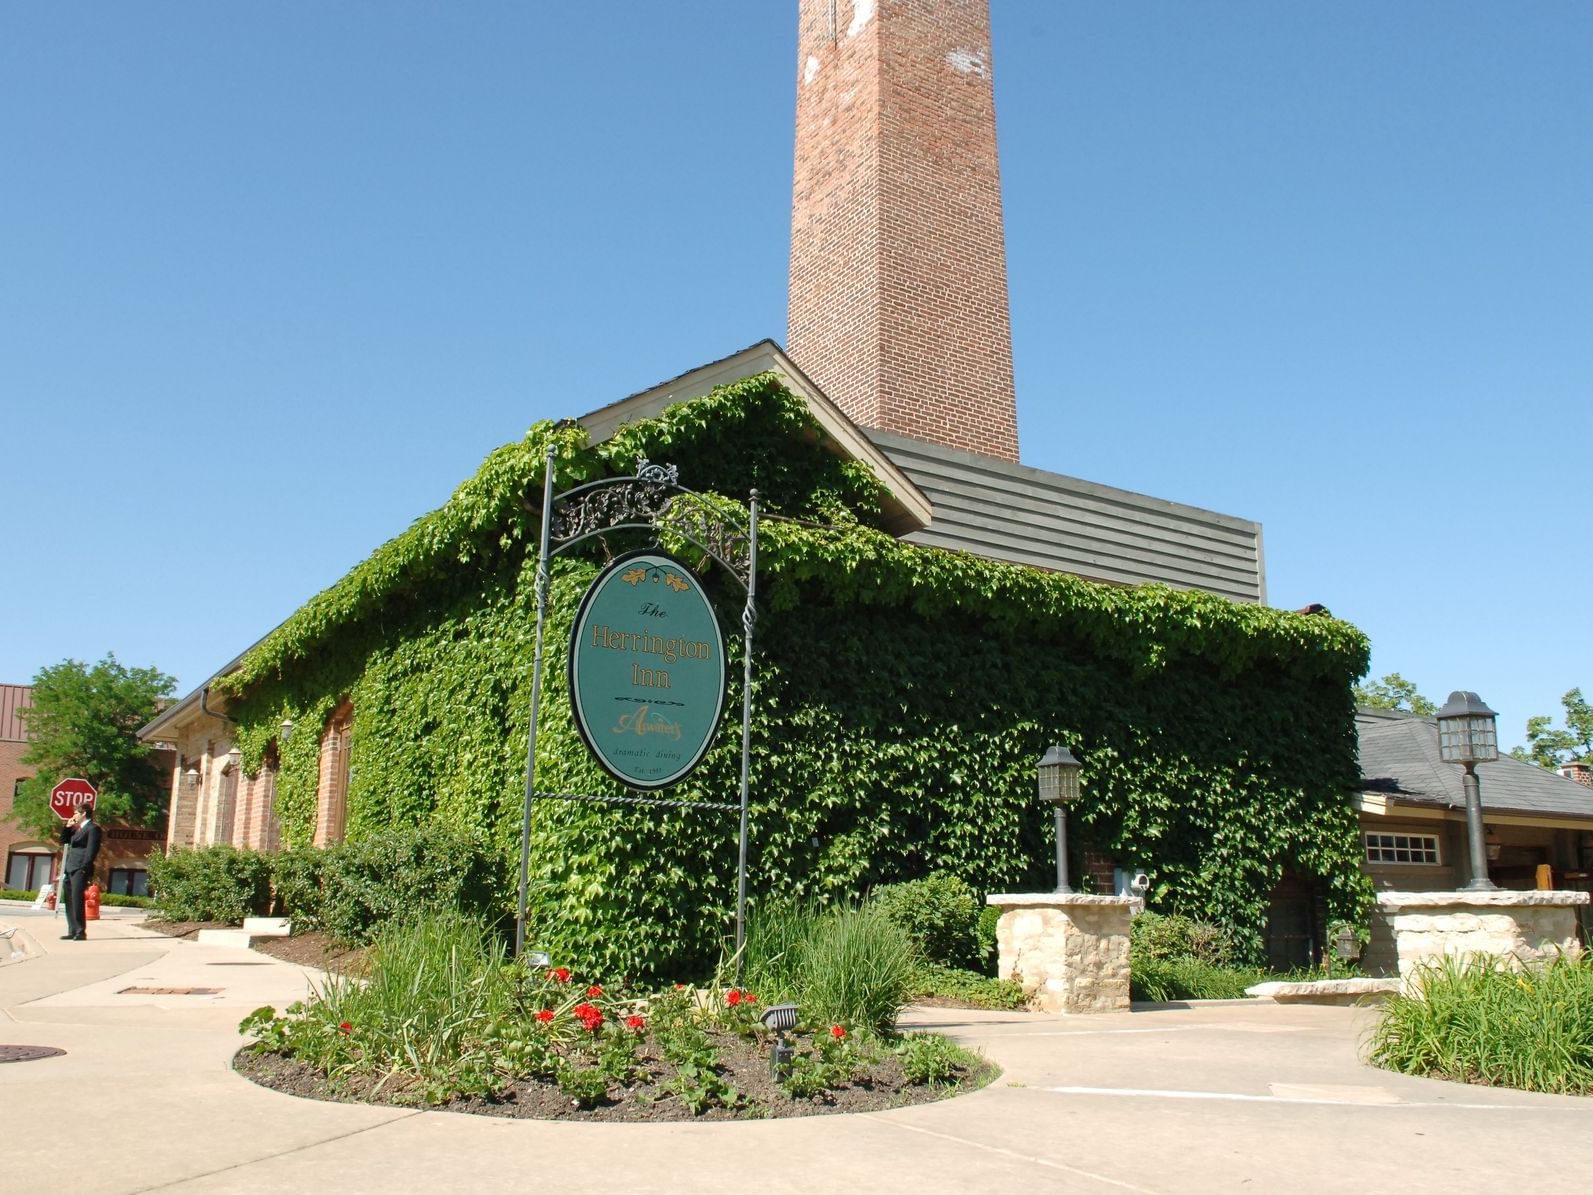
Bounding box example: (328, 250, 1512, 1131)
(0, 1045, 67, 1063)
(118, 986, 223, 996)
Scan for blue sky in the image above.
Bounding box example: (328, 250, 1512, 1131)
(3, 2, 1589, 750)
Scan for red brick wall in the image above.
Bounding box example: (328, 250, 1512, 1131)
(788, 0, 1019, 462)
(313, 703, 353, 847)
(0, 739, 54, 887)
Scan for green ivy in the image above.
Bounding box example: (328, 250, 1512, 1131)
(217, 373, 1373, 978)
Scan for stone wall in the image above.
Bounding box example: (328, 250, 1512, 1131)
(1372, 890, 1588, 988)
(988, 893, 1137, 1013)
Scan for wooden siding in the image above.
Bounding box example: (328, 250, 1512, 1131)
(868, 430, 1266, 603)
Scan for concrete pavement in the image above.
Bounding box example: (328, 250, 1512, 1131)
(2, 905, 1587, 1194)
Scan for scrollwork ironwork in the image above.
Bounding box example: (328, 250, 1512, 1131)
(655, 492, 752, 586)
(544, 461, 753, 584)
(634, 458, 679, 486)
(548, 478, 675, 544)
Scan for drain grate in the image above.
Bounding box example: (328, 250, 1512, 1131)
(0, 1045, 67, 1064)
(118, 986, 223, 996)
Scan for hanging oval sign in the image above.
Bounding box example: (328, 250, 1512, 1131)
(568, 551, 727, 789)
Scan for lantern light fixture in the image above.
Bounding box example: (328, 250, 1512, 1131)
(1435, 690, 1499, 891)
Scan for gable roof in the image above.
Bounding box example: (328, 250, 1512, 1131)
(1356, 707, 1593, 824)
(579, 340, 933, 536)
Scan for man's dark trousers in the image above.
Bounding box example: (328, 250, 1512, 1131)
(62, 868, 89, 938)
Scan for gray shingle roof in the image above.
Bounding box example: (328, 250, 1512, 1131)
(1357, 707, 1593, 820)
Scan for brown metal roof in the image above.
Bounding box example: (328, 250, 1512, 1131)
(1, 684, 33, 742)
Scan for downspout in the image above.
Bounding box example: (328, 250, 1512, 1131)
(199, 685, 234, 725)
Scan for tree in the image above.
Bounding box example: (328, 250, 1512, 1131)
(1353, 672, 1437, 716)
(11, 654, 177, 838)
(1509, 688, 1593, 770)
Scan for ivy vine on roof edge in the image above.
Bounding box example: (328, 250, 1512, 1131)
(221, 373, 1365, 695)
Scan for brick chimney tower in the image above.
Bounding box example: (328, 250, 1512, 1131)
(787, 0, 1020, 462)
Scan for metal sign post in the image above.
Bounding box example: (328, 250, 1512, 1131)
(513, 449, 760, 980)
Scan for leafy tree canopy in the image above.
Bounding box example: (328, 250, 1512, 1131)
(12, 654, 176, 838)
(1509, 688, 1593, 770)
(1353, 672, 1437, 716)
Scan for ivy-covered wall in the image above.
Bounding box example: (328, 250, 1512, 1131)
(220, 374, 1372, 978)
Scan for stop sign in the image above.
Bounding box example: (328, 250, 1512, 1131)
(49, 777, 97, 820)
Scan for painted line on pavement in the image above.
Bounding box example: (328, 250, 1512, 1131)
(1044, 1085, 1539, 1111)
(877, 1119, 1162, 1194)
(1024, 1026, 1196, 1037)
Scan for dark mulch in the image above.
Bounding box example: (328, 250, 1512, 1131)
(139, 918, 367, 974)
(247, 931, 366, 974)
(235, 1029, 997, 1122)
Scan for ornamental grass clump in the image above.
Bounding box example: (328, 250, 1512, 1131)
(744, 900, 919, 1033)
(1368, 954, 1593, 1095)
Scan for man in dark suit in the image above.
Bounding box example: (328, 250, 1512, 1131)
(60, 805, 101, 941)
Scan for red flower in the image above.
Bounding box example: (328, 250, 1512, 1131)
(625, 1014, 646, 1032)
(547, 967, 571, 983)
(673, 983, 685, 991)
(338, 1021, 352, 1035)
(573, 1002, 603, 1031)
(830, 1025, 847, 1040)
(744, 993, 757, 1005)
(586, 984, 604, 998)
(535, 1009, 554, 1023)
(726, 989, 742, 1006)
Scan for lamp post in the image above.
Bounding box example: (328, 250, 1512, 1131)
(1435, 690, 1499, 892)
(1037, 744, 1082, 894)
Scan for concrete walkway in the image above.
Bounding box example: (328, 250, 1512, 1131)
(1, 906, 1586, 1194)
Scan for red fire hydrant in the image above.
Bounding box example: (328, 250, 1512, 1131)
(84, 882, 101, 921)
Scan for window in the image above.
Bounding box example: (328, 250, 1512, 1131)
(5, 850, 55, 892)
(1364, 832, 1441, 865)
(107, 868, 149, 897)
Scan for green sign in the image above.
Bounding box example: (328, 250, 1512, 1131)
(568, 552, 727, 789)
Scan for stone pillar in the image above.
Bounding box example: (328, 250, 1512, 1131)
(1373, 890, 1589, 990)
(987, 893, 1138, 1013)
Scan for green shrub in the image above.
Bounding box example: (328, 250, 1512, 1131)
(910, 964, 1027, 1009)
(1130, 911, 1236, 967)
(1368, 954, 1593, 1095)
(975, 905, 1000, 969)
(871, 872, 981, 970)
(314, 824, 506, 944)
(148, 846, 272, 922)
(268, 847, 330, 924)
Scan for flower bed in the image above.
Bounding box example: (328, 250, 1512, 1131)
(234, 914, 994, 1120)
